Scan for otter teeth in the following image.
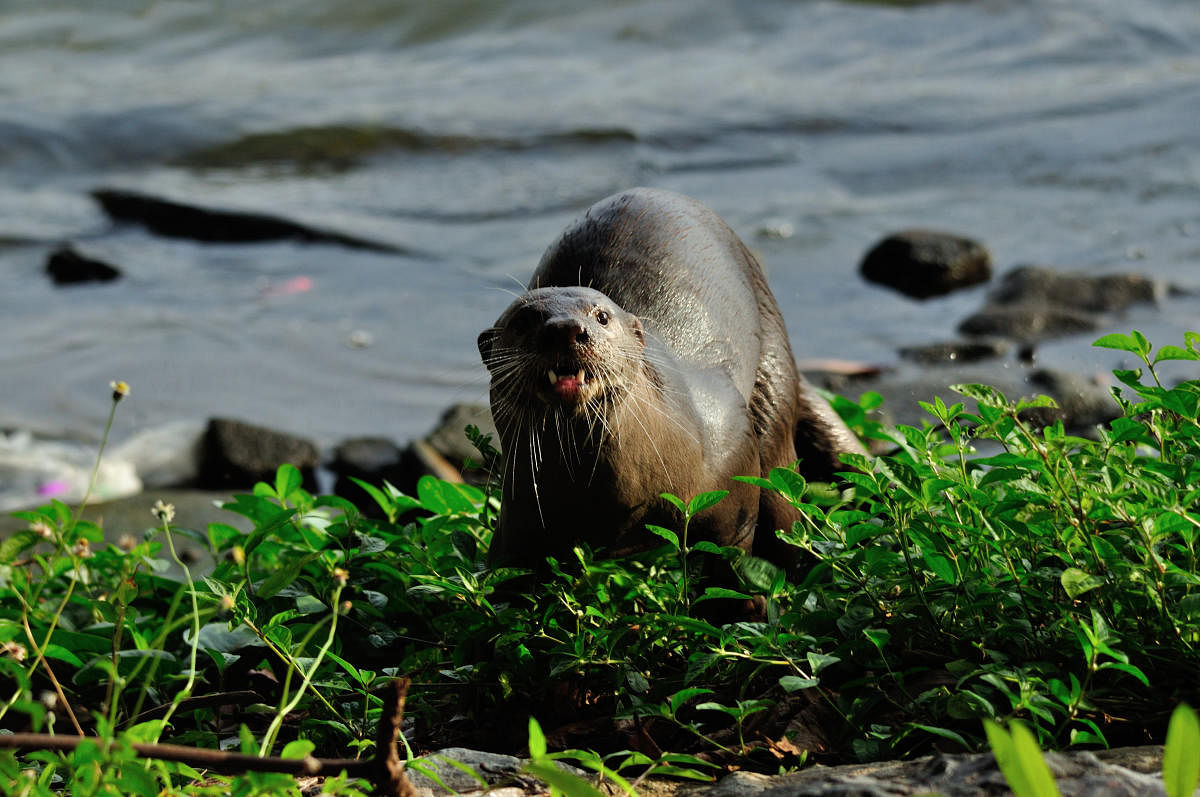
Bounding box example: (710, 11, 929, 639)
(547, 368, 587, 385)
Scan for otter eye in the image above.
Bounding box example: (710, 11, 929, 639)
(596, 309, 610, 326)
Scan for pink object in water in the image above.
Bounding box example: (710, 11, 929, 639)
(259, 275, 313, 299)
(38, 480, 71, 497)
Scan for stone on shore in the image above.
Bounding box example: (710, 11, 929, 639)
(989, 265, 1167, 312)
(898, 338, 1011, 365)
(199, 417, 319, 490)
(329, 403, 497, 510)
(838, 365, 1116, 434)
(958, 265, 1170, 343)
(860, 229, 991, 299)
(403, 744, 1169, 797)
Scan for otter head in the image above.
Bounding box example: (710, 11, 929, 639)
(479, 286, 645, 414)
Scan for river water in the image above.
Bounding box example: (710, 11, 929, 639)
(1, 0, 1197, 450)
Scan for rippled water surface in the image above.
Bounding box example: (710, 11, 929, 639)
(2, 0, 1197, 448)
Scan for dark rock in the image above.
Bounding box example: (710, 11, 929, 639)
(1023, 369, 1121, 430)
(91, 188, 404, 252)
(958, 265, 1170, 344)
(329, 404, 497, 512)
(426, 403, 498, 476)
(402, 745, 1169, 796)
(958, 304, 1100, 341)
(329, 436, 417, 512)
(860, 229, 991, 299)
(199, 418, 319, 490)
(692, 748, 1167, 797)
(847, 365, 1116, 434)
(898, 339, 1011, 365)
(407, 747, 589, 796)
(45, 245, 122, 284)
(990, 265, 1166, 312)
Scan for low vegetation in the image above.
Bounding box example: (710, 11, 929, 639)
(1, 331, 1198, 795)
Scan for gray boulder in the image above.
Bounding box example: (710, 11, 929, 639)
(860, 229, 991, 299)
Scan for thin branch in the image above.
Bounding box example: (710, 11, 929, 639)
(0, 677, 418, 796)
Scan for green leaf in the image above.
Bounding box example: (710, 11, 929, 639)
(280, 739, 316, 760)
(1060, 568, 1105, 599)
(668, 688, 713, 714)
(1098, 661, 1150, 687)
(697, 587, 751, 602)
(0, 531, 40, 562)
(952, 383, 1011, 408)
(238, 724, 258, 755)
(984, 719, 1061, 797)
(1153, 345, 1200, 364)
(274, 464, 302, 500)
(523, 760, 608, 797)
(257, 552, 320, 599)
(41, 644, 84, 668)
(417, 476, 481, 515)
(1093, 332, 1147, 356)
(806, 652, 841, 675)
(527, 716, 548, 758)
(767, 467, 807, 502)
(779, 675, 819, 692)
(687, 490, 729, 517)
(1163, 704, 1200, 797)
(863, 628, 890, 650)
(659, 493, 686, 514)
(645, 525, 679, 548)
(923, 552, 957, 585)
(912, 723, 969, 750)
(731, 475, 773, 490)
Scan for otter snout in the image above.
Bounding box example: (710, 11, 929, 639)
(540, 317, 590, 351)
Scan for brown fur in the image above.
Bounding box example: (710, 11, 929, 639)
(478, 188, 864, 569)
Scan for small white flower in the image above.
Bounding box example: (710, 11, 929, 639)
(72, 538, 92, 559)
(2, 641, 28, 663)
(151, 500, 176, 523)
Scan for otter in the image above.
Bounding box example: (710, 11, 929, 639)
(478, 188, 864, 569)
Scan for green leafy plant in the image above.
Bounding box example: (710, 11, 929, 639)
(3, 330, 1198, 793)
(1163, 703, 1200, 797)
(984, 718, 1061, 797)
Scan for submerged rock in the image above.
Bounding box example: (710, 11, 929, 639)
(45, 245, 122, 284)
(860, 229, 991, 299)
(958, 265, 1170, 344)
(958, 303, 1100, 341)
(988, 265, 1167, 312)
(898, 338, 1011, 365)
(91, 188, 404, 252)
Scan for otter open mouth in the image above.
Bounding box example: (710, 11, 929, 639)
(547, 365, 591, 403)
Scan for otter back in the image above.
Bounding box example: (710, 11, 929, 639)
(479, 187, 863, 569)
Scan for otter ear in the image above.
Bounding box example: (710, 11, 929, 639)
(478, 328, 498, 363)
(628, 316, 645, 344)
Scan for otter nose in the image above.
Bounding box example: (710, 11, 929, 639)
(543, 318, 589, 348)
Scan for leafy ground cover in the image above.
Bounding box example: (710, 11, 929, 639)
(1, 331, 1198, 795)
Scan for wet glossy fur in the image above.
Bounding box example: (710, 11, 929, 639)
(478, 188, 863, 568)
